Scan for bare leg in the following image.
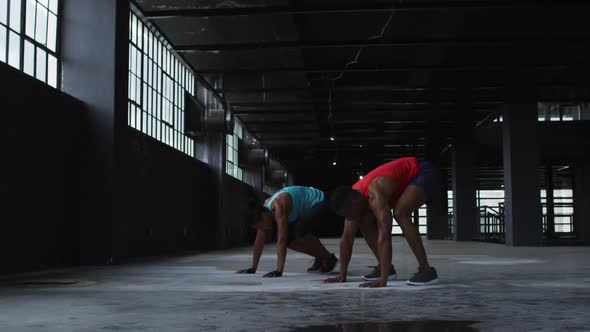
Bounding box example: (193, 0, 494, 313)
(287, 234, 331, 258)
(394, 185, 430, 269)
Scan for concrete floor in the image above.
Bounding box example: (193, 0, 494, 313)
(1, 238, 590, 331)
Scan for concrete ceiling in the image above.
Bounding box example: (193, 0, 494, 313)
(133, 0, 590, 185)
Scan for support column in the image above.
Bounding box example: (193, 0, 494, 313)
(426, 144, 450, 237)
(425, 90, 451, 239)
(426, 175, 449, 240)
(502, 103, 543, 246)
(61, 0, 130, 263)
(452, 101, 478, 241)
(195, 76, 227, 249)
(573, 163, 590, 245)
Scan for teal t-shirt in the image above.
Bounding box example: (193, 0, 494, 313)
(264, 186, 324, 222)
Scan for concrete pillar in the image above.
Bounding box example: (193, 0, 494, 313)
(194, 79, 227, 249)
(61, 0, 130, 263)
(573, 163, 590, 245)
(452, 105, 478, 241)
(427, 169, 450, 239)
(452, 143, 478, 241)
(425, 136, 450, 239)
(241, 132, 264, 192)
(425, 91, 451, 239)
(502, 103, 543, 246)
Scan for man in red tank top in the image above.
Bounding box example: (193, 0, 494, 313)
(324, 157, 439, 288)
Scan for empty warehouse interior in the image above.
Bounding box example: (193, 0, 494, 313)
(1, 0, 590, 331)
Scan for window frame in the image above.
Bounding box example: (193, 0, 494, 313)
(127, 7, 195, 157)
(226, 119, 244, 181)
(0, 0, 61, 88)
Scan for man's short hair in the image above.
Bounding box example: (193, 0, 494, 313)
(330, 186, 361, 213)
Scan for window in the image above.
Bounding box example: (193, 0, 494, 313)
(127, 11, 195, 156)
(226, 119, 243, 180)
(561, 106, 578, 121)
(494, 103, 587, 123)
(448, 190, 454, 235)
(477, 190, 505, 235)
(416, 206, 427, 235)
(477, 190, 504, 209)
(541, 189, 574, 233)
(391, 205, 427, 236)
(0, 0, 60, 88)
(553, 189, 574, 233)
(538, 102, 583, 122)
(538, 107, 547, 122)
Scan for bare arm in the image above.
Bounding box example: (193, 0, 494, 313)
(360, 178, 395, 288)
(261, 194, 293, 278)
(251, 228, 266, 270)
(236, 216, 268, 274)
(325, 218, 359, 283)
(261, 199, 289, 277)
(274, 209, 289, 274)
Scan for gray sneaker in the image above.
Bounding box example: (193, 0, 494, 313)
(362, 264, 397, 281)
(406, 267, 439, 286)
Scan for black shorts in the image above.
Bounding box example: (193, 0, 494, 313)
(287, 199, 334, 244)
(409, 161, 440, 202)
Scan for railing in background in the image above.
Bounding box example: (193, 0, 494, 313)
(479, 205, 505, 242)
(447, 201, 574, 242)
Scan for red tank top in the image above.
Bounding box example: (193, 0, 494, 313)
(352, 157, 420, 205)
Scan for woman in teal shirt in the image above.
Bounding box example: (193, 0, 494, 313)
(236, 186, 338, 277)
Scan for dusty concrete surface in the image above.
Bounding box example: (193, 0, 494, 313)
(1, 238, 589, 331)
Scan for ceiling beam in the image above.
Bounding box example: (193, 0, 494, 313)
(260, 135, 428, 141)
(144, 0, 586, 18)
(250, 126, 435, 134)
(218, 85, 590, 93)
(176, 36, 587, 52)
(231, 101, 503, 107)
(198, 64, 569, 74)
(234, 107, 496, 115)
(240, 120, 314, 125)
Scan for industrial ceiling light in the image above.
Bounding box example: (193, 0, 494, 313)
(330, 136, 335, 141)
(332, 161, 337, 166)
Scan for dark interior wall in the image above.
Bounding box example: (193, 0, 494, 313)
(219, 175, 258, 249)
(1, 63, 85, 273)
(1, 67, 258, 274)
(115, 126, 260, 258)
(118, 128, 218, 257)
